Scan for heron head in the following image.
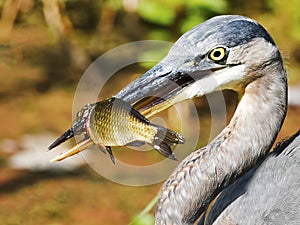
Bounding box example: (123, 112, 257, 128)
(49, 15, 283, 161)
(116, 15, 281, 116)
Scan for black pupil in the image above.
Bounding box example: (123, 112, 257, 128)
(213, 50, 221, 58)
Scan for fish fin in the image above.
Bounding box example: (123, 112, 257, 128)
(129, 106, 150, 124)
(151, 126, 185, 161)
(126, 141, 146, 147)
(98, 143, 107, 154)
(152, 141, 178, 161)
(98, 144, 115, 164)
(155, 126, 185, 145)
(105, 146, 115, 164)
(98, 146, 107, 155)
(112, 97, 150, 124)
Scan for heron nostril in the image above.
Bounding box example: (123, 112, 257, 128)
(195, 54, 205, 63)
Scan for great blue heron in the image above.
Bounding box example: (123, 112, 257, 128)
(114, 15, 300, 224)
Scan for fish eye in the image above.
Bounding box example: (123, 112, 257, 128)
(208, 46, 227, 62)
(76, 104, 91, 120)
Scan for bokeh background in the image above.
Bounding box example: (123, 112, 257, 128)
(0, 0, 299, 224)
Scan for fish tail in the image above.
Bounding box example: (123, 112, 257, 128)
(151, 126, 185, 160)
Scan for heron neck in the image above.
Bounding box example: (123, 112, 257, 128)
(155, 60, 287, 224)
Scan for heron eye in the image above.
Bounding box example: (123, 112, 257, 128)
(208, 47, 227, 62)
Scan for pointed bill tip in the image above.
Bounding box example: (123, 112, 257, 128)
(48, 128, 74, 151)
(50, 155, 64, 162)
(50, 138, 94, 162)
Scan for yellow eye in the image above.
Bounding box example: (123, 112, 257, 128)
(208, 47, 227, 62)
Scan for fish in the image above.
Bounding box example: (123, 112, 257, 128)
(48, 97, 185, 163)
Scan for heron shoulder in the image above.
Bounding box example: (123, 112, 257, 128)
(204, 130, 300, 225)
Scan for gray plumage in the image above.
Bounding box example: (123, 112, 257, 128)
(201, 130, 300, 225)
(115, 15, 299, 224)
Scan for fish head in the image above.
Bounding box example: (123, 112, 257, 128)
(48, 104, 96, 161)
(72, 104, 95, 136)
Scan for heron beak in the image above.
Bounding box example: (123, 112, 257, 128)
(115, 62, 226, 117)
(49, 113, 95, 162)
(50, 138, 94, 162)
(49, 57, 234, 162)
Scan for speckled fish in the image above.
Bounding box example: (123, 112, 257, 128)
(48, 97, 184, 163)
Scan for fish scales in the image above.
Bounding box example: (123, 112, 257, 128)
(49, 97, 184, 162)
(87, 98, 157, 146)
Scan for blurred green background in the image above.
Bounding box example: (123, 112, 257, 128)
(0, 0, 299, 224)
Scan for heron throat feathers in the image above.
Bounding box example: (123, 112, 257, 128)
(218, 55, 287, 173)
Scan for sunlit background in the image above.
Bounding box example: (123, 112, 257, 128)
(0, 0, 299, 224)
